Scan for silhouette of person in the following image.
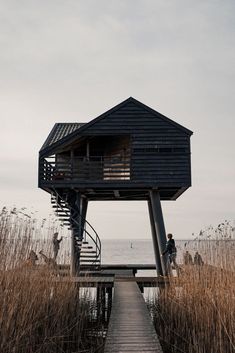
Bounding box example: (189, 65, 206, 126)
(183, 250, 193, 265)
(194, 251, 204, 266)
(52, 232, 63, 260)
(162, 233, 180, 275)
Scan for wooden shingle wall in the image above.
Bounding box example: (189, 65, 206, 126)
(82, 101, 191, 187)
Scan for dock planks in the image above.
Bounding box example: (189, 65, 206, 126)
(104, 281, 163, 353)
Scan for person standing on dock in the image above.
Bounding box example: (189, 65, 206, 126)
(162, 233, 180, 275)
(52, 232, 63, 260)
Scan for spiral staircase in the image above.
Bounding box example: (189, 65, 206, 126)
(51, 189, 101, 272)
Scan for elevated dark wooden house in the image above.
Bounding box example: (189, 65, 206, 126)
(39, 97, 193, 275)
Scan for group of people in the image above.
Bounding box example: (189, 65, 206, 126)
(161, 233, 204, 274)
(26, 232, 63, 267)
(183, 250, 204, 266)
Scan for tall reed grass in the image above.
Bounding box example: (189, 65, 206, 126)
(150, 223, 235, 353)
(0, 208, 105, 353)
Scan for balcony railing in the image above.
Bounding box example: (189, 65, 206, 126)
(39, 156, 131, 182)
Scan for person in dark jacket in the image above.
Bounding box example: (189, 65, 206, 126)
(52, 232, 63, 260)
(162, 233, 180, 275)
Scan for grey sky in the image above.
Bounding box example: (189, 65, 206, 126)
(0, 0, 235, 239)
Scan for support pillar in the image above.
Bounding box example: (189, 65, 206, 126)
(148, 200, 163, 276)
(96, 286, 101, 319)
(107, 287, 112, 320)
(149, 190, 168, 276)
(70, 191, 88, 276)
(70, 230, 76, 277)
(96, 285, 106, 321)
(80, 197, 88, 241)
(101, 287, 106, 322)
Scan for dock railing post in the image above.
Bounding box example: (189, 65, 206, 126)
(149, 190, 168, 276)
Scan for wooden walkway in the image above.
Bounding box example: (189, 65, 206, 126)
(104, 281, 163, 353)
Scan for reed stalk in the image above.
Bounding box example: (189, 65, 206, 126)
(150, 224, 235, 353)
(0, 208, 104, 353)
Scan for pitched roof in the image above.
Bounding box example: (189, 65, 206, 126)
(40, 97, 193, 156)
(40, 123, 85, 151)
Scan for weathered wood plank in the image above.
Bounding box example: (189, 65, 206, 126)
(104, 281, 163, 353)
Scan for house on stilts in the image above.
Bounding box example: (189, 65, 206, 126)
(38, 97, 193, 276)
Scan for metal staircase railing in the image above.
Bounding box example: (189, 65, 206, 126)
(51, 188, 101, 269)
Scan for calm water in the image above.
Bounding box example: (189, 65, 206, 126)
(55, 238, 189, 263)
(34, 237, 234, 298)
(101, 239, 199, 277)
(40, 237, 234, 271)
(55, 238, 194, 275)
(101, 239, 193, 264)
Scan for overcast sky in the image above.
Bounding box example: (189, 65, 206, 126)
(0, 0, 235, 240)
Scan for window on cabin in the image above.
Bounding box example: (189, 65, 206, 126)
(133, 146, 188, 153)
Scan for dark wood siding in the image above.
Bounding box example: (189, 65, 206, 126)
(80, 101, 191, 187)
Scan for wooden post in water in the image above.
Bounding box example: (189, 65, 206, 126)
(107, 287, 112, 320)
(101, 287, 106, 321)
(149, 190, 168, 276)
(96, 285, 101, 318)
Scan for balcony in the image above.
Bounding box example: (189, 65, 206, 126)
(39, 156, 131, 184)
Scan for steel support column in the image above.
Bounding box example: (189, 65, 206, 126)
(148, 200, 163, 276)
(149, 190, 168, 276)
(71, 229, 76, 276)
(80, 197, 88, 241)
(70, 192, 88, 276)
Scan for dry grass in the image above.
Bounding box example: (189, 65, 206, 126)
(0, 208, 105, 353)
(150, 225, 235, 353)
(2, 207, 234, 353)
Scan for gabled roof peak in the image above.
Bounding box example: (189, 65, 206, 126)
(40, 97, 193, 156)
